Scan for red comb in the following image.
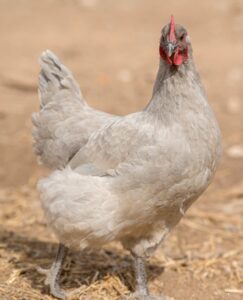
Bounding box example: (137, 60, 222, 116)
(169, 15, 176, 42)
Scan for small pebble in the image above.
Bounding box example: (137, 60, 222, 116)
(117, 69, 133, 83)
(226, 96, 241, 114)
(79, 0, 97, 8)
(227, 145, 243, 158)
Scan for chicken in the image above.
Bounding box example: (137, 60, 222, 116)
(33, 16, 222, 300)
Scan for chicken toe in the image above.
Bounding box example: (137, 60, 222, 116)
(37, 243, 68, 299)
(126, 291, 174, 300)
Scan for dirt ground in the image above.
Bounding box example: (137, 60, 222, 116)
(0, 0, 243, 299)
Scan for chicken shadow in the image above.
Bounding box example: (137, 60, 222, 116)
(0, 229, 164, 296)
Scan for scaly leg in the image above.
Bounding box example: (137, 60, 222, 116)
(37, 243, 68, 299)
(128, 256, 173, 300)
(134, 256, 149, 297)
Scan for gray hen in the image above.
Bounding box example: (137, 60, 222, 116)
(33, 16, 222, 300)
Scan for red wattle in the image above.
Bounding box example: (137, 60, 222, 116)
(173, 49, 183, 66)
(160, 46, 188, 66)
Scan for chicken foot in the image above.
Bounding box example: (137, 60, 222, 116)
(37, 243, 68, 300)
(128, 256, 173, 300)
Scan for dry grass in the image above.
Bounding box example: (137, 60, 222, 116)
(0, 180, 243, 300)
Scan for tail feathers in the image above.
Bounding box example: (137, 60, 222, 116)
(38, 50, 84, 108)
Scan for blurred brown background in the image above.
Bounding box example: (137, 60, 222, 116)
(0, 1, 243, 299)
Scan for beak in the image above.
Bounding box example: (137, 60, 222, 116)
(166, 42, 176, 57)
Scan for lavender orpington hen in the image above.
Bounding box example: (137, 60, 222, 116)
(33, 16, 222, 300)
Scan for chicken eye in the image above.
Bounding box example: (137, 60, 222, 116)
(179, 34, 185, 41)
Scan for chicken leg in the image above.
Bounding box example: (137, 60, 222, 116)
(130, 256, 173, 300)
(37, 243, 68, 300)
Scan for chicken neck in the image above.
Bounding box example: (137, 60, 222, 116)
(145, 55, 205, 121)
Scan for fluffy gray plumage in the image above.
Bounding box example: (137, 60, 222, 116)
(33, 29, 221, 259)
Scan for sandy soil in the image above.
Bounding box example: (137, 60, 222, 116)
(0, 0, 243, 299)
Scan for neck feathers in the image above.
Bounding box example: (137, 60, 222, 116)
(145, 55, 206, 119)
